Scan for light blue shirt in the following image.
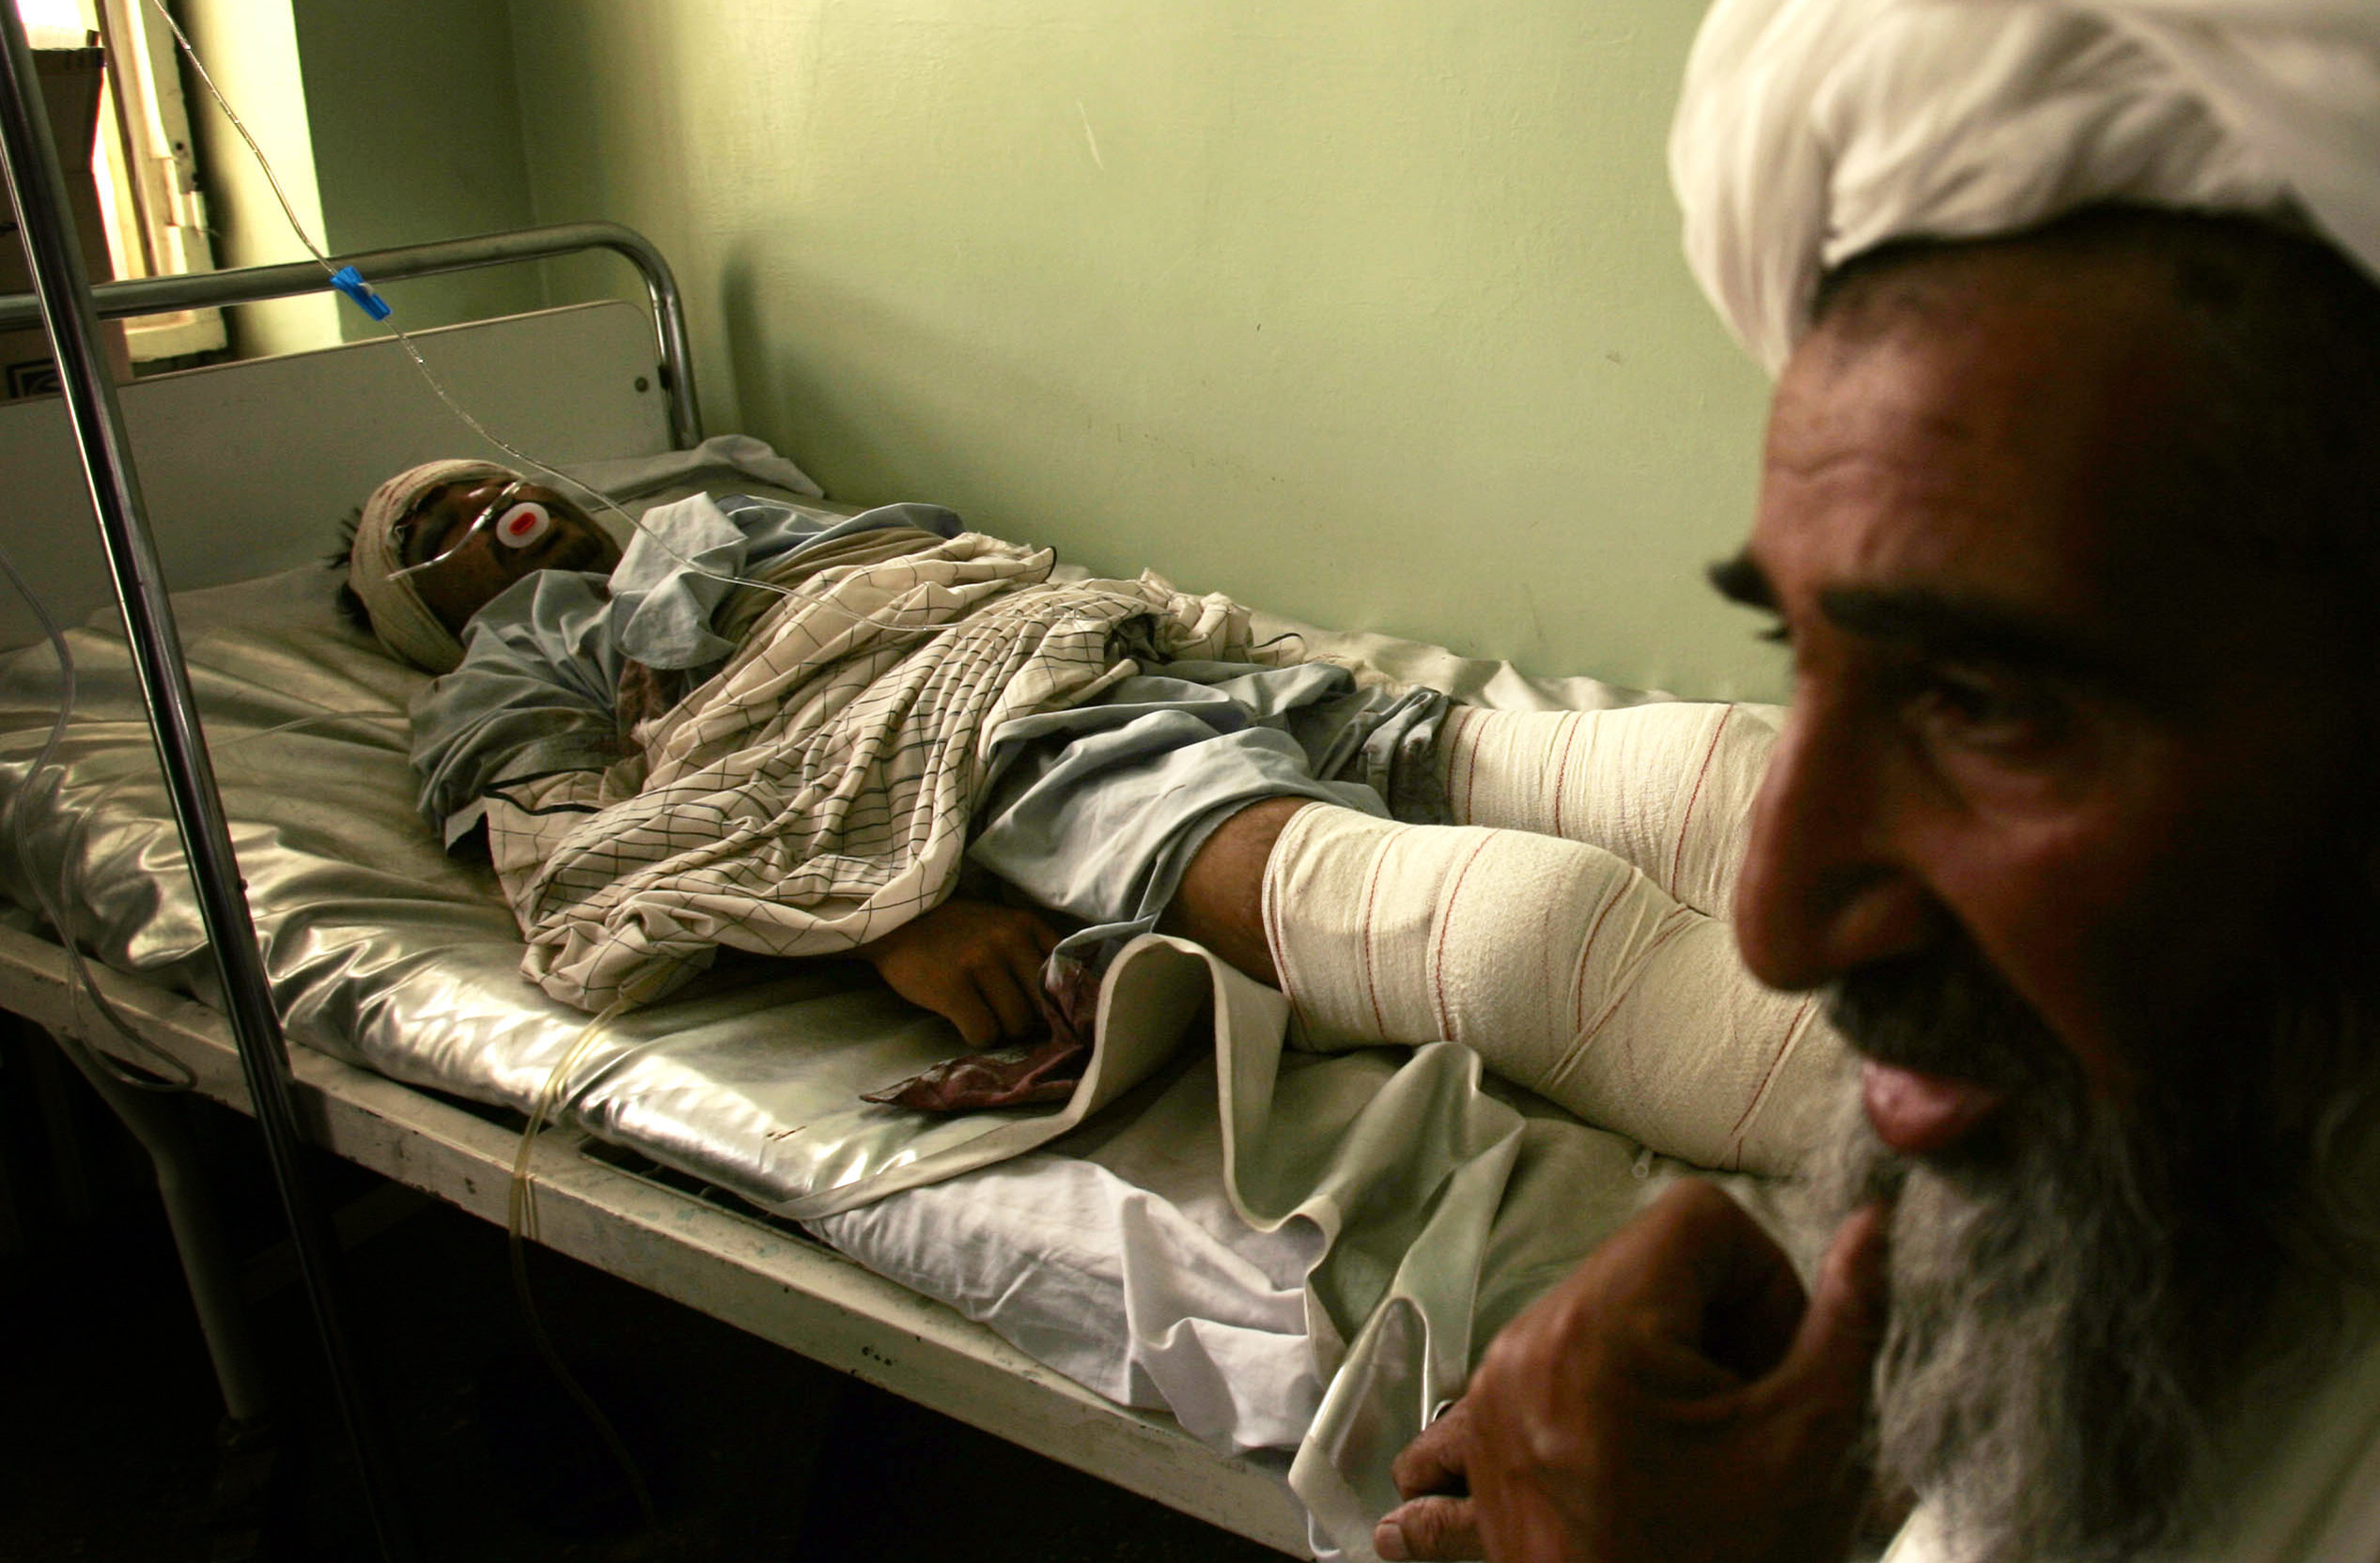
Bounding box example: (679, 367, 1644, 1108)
(410, 492, 961, 843)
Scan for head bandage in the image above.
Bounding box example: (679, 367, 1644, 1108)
(1670, 0, 2380, 374)
(348, 458, 518, 673)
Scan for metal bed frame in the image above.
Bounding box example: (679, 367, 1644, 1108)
(0, 15, 1308, 1555)
(0, 928, 1309, 1555)
(0, 220, 705, 451)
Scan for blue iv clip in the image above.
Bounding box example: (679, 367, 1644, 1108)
(328, 265, 393, 321)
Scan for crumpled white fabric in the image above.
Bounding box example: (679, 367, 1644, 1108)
(1671, 0, 2380, 374)
(806, 1147, 1327, 1455)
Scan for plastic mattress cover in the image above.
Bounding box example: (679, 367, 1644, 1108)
(0, 557, 1764, 1563)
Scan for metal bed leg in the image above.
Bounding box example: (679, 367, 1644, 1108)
(47, 1028, 272, 1426)
(0, 13, 411, 1559)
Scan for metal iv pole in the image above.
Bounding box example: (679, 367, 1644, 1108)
(0, 16, 409, 1562)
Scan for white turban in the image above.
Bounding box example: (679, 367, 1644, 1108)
(1670, 0, 2380, 374)
(347, 458, 516, 673)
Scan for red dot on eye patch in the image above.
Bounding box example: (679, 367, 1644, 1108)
(495, 503, 552, 548)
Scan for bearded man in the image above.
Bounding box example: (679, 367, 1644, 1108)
(1357, 0, 2380, 1559)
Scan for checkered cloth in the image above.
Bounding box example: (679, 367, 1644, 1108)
(496, 532, 1254, 1011)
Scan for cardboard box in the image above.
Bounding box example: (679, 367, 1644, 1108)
(0, 48, 132, 399)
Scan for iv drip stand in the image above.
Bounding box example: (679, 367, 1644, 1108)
(0, 16, 410, 1561)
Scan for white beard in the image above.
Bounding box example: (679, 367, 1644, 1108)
(1799, 937, 2380, 1563)
(1808, 1086, 2227, 1563)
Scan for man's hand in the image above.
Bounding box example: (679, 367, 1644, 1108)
(857, 897, 1062, 1047)
(1377, 1181, 1890, 1563)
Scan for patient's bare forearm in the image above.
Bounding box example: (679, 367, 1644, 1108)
(1158, 797, 1311, 987)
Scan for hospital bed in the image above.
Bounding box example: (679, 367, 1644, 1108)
(0, 223, 1711, 1562)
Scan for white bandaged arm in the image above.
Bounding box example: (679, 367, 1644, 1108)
(1262, 805, 1839, 1175)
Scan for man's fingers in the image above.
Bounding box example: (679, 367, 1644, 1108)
(1702, 1234, 1810, 1383)
(986, 910, 1061, 1010)
(1606, 1181, 1812, 1389)
(1753, 1200, 1891, 1430)
(1389, 1398, 1472, 1499)
(1000, 924, 1059, 985)
(940, 986, 999, 1048)
(1361, 1192, 1891, 1563)
(974, 962, 1040, 1039)
(857, 898, 1069, 1044)
(1375, 1495, 1482, 1562)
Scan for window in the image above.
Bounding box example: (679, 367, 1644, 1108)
(19, 0, 225, 363)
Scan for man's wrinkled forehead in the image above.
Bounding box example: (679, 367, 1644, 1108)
(1776, 256, 2186, 501)
(1759, 300, 2149, 596)
(1804, 273, 2256, 559)
(1743, 289, 2372, 725)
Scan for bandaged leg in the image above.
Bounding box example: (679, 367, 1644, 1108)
(1437, 703, 1779, 918)
(1262, 804, 1838, 1174)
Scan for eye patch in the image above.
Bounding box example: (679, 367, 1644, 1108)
(493, 501, 552, 549)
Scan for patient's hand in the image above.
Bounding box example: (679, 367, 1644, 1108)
(1375, 1182, 1888, 1563)
(858, 898, 1062, 1047)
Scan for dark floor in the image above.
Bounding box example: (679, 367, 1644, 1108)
(0, 1028, 1292, 1561)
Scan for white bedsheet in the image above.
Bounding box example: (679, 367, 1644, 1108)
(810, 1129, 1327, 1454)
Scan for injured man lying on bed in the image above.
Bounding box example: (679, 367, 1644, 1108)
(340, 457, 1837, 1176)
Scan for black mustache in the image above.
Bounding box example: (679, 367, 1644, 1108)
(1825, 943, 2075, 1096)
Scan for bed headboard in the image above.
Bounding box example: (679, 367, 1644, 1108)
(0, 298, 673, 650)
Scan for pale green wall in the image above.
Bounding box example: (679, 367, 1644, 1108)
(503, 1, 1782, 699)
(291, 0, 541, 336)
(180, 0, 342, 358)
(184, 0, 539, 352)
